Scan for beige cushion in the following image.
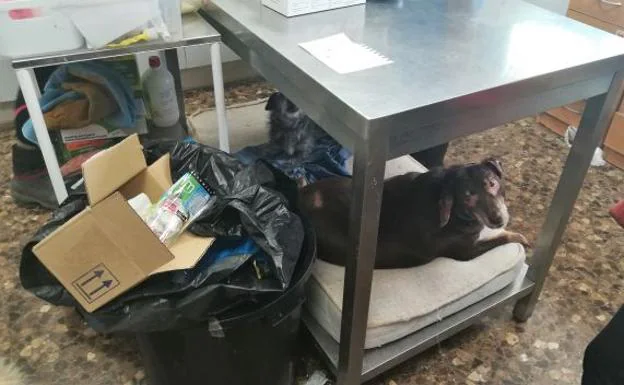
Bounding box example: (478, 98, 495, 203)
(307, 244, 526, 348)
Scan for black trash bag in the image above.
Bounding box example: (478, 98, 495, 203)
(156, 141, 303, 289)
(19, 140, 305, 333)
(78, 237, 287, 333)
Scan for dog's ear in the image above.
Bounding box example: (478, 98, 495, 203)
(265, 92, 282, 111)
(439, 194, 453, 228)
(483, 158, 503, 178)
(436, 170, 454, 228)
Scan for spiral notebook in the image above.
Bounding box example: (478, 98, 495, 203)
(299, 33, 393, 74)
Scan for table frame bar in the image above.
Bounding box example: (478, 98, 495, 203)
(15, 68, 68, 203)
(514, 71, 624, 320)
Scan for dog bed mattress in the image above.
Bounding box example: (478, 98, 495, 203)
(306, 240, 526, 349)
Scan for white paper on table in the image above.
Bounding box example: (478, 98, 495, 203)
(299, 33, 393, 74)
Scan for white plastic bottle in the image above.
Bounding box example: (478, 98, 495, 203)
(142, 55, 180, 128)
(160, 0, 183, 40)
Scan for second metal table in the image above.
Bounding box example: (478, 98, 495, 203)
(202, 1, 624, 383)
(12, 12, 229, 204)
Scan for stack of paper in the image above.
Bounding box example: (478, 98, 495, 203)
(299, 33, 393, 74)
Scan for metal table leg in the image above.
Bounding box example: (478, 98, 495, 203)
(165, 46, 229, 152)
(210, 42, 230, 152)
(164, 48, 187, 131)
(514, 71, 624, 322)
(337, 134, 388, 385)
(15, 68, 68, 204)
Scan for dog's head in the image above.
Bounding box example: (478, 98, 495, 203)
(265, 92, 304, 118)
(439, 158, 508, 229)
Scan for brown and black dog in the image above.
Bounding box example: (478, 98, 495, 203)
(299, 159, 529, 268)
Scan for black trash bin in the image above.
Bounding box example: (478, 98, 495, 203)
(136, 224, 316, 385)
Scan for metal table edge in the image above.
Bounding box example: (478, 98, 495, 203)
(11, 12, 221, 69)
(373, 54, 624, 131)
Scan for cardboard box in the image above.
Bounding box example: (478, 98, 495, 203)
(604, 146, 624, 170)
(33, 134, 214, 312)
(262, 0, 365, 17)
(567, 9, 624, 37)
(604, 111, 624, 170)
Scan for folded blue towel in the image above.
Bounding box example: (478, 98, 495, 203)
(22, 61, 137, 144)
(235, 135, 351, 184)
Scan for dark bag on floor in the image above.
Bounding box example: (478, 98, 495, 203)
(20, 141, 304, 333)
(582, 305, 624, 385)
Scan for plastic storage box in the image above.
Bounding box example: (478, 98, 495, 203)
(0, 0, 85, 58)
(0, 0, 183, 57)
(261, 0, 365, 17)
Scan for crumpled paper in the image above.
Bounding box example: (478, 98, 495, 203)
(304, 371, 329, 385)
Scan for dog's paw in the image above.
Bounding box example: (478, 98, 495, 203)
(507, 232, 530, 248)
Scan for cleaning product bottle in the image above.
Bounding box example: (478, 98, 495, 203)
(142, 55, 180, 128)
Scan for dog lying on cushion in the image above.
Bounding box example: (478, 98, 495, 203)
(299, 158, 529, 268)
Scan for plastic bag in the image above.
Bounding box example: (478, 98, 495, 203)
(564, 125, 606, 167)
(19, 140, 305, 333)
(144, 171, 214, 245)
(150, 141, 304, 288)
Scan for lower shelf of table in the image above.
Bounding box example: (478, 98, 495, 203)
(302, 267, 535, 383)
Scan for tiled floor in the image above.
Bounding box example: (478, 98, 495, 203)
(1, 83, 623, 385)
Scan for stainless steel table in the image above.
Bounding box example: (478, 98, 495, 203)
(12, 12, 230, 204)
(201, 1, 624, 383)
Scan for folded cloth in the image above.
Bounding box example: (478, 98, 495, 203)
(235, 135, 351, 185)
(22, 61, 136, 144)
(60, 149, 102, 177)
(43, 81, 117, 130)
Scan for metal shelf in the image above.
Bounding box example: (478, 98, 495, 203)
(303, 267, 534, 383)
(12, 12, 220, 69)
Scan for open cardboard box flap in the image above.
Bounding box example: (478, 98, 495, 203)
(82, 134, 147, 206)
(33, 134, 214, 312)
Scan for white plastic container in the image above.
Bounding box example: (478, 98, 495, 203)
(142, 55, 180, 128)
(0, 0, 85, 58)
(159, 0, 182, 41)
(262, 0, 365, 17)
(59, 0, 164, 48)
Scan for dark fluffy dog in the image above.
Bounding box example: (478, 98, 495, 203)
(265, 92, 327, 157)
(265, 92, 451, 169)
(299, 159, 529, 268)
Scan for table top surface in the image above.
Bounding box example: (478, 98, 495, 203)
(12, 12, 220, 69)
(205, 0, 624, 124)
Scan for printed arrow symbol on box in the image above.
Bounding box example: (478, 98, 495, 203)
(89, 280, 113, 296)
(80, 270, 104, 286)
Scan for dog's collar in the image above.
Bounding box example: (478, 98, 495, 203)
(454, 210, 476, 223)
